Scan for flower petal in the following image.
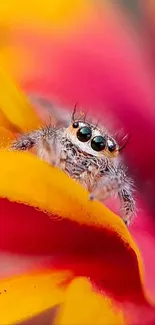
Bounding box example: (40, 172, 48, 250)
(0, 110, 18, 132)
(0, 149, 137, 240)
(0, 66, 41, 132)
(0, 127, 15, 148)
(55, 277, 125, 325)
(0, 0, 92, 29)
(0, 270, 69, 325)
(0, 149, 148, 304)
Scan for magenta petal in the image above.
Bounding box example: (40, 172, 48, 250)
(131, 200, 155, 298)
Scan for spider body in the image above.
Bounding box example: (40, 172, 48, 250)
(10, 111, 136, 226)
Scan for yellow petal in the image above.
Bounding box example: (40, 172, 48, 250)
(0, 127, 15, 148)
(0, 270, 70, 325)
(55, 277, 125, 325)
(0, 149, 138, 243)
(0, 0, 93, 30)
(0, 110, 18, 132)
(0, 66, 41, 132)
(0, 150, 145, 297)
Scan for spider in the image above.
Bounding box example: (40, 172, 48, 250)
(10, 101, 136, 226)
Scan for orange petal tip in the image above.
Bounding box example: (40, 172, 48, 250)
(55, 277, 126, 325)
(0, 150, 144, 287)
(0, 270, 71, 325)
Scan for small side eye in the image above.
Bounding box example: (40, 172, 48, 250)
(77, 127, 92, 142)
(107, 138, 116, 152)
(91, 136, 106, 151)
(72, 121, 79, 128)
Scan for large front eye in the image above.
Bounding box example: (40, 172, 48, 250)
(77, 127, 92, 142)
(91, 136, 106, 151)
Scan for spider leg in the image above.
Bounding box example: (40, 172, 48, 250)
(9, 127, 61, 166)
(89, 167, 136, 226)
(89, 174, 121, 201)
(10, 127, 58, 150)
(10, 132, 37, 150)
(118, 186, 136, 226)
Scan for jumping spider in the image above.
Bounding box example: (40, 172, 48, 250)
(10, 104, 136, 226)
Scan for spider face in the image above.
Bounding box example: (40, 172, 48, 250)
(64, 120, 119, 158)
(10, 103, 135, 226)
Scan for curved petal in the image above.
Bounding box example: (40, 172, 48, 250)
(0, 150, 133, 233)
(0, 149, 150, 305)
(0, 66, 41, 132)
(0, 273, 126, 325)
(55, 277, 125, 325)
(130, 201, 155, 298)
(0, 110, 18, 132)
(0, 270, 69, 325)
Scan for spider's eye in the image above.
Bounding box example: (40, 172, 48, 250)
(77, 126, 92, 142)
(91, 136, 106, 151)
(107, 138, 116, 152)
(72, 121, 79, 128)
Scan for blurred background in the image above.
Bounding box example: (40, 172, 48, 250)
(0, 0, 155, 292)
(0, 0, 155, 213)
